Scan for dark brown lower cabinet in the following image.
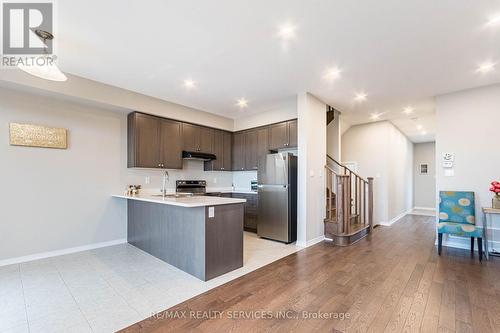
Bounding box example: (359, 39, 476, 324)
(231, 193, 258, 232)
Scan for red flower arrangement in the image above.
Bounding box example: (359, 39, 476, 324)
(490, 181, 500, 195)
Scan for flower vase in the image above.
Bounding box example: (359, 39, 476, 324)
(493, 195, 500, 209)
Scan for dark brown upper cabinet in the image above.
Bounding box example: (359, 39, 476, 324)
(128, 111, 296, 171)
(182, 123, 214, 153)
(288, 119, 297, 147)
(256, 127, 270, 166)
(244, 130, 259, 170)
(232, 132, 245, 171)
(159, 118, 183, 169)
(128, 112, 182, 169)
(222, 131, 232, 170)
(199, 126, 214, 153)
(269, 120, 297, 149)
(204, 130, 232, 171)
(243, 127, 269, 171)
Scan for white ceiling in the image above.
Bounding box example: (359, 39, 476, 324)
(54, 0, 500, 141)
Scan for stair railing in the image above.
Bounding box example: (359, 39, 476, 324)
(325, 155, 374, 234)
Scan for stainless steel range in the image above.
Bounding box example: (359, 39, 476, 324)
(176, 180, 207, 195)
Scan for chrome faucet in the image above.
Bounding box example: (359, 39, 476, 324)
(162, 170, 169, 197)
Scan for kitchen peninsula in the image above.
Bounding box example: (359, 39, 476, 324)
(113, 194, 246, 281)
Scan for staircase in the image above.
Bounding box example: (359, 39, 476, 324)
(325, 155, 374, 246)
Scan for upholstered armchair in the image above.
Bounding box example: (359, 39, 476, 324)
(437, 191, 483, 261)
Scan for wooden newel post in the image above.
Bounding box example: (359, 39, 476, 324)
(367, 177, 374, 232)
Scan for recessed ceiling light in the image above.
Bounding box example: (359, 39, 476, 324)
(354, 93, 367, 102)
(277, 23, 297, 40)
(370, 113, 380, 120)
(323, 67, 342, 81)
(236, 98, 248, 108)
(476, 62, 495, 73)
(403, 107, 414, 114)
(487, 15, 500, 26)
(420, 131, 427, 135)
(416, 124, 423, 130)
(183, 79, 196, 89)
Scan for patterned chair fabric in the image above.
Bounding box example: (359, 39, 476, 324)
(437, 191, 482, 237)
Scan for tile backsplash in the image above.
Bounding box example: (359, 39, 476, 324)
(232, 171, 258, 191)
(126, 160, 234, 191)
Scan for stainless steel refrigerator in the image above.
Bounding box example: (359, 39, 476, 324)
(257, 153, 297, 243)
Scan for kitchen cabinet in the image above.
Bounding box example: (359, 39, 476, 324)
(269, 120, 297, 149)
(199, 126, 214, 153)
(244, 130, 259, 170)
(288, 119, 297, 147)
(231, 193, 258, 232)
(204, 130, 232, 171)
(269, 122, 288, 149)
(256, 127, 270, 166)
(233, 127, 269, 171)
(128, 111, 296, 171)
(222, 131, 232, 170)
(182, 123, 214, 153)
(128, 112, 182, 169)
(159, 118, 183, 169)
(232, 132, 245, 171)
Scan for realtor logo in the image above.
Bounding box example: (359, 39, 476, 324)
(2, 2, 53, 54)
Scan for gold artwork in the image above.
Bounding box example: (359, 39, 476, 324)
(9, 123, 68, 149)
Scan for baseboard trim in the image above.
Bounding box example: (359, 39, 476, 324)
(296, 235, 325, 248)
(413, 206, 436, 211)
(0, 238, 127, 267)
(379, 209, 412, 227)
(436, 235, 500, 252)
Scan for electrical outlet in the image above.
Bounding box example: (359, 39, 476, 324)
(145, 176, 151, 184)
(213, 178, 217, 184)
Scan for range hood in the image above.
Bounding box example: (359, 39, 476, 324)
(182, 151, 216, 161)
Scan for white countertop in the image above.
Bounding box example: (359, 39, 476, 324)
(112, 194, 246, 207)
(207, 188, 257, 195)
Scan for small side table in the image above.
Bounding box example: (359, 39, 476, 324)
(482, 207, 500, 260)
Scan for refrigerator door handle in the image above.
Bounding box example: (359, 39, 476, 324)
(257, 184, 288, 189)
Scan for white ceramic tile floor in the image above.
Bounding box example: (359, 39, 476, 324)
(0, 232, 300, 332)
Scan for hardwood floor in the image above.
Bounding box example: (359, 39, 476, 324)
(121, 215, 500, 332)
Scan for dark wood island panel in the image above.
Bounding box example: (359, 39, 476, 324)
(127, 200, 244, 281)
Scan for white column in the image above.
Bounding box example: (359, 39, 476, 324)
(296, 92, 327, 247)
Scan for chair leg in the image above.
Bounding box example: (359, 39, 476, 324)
(470, 237, 475, 256)
(438, 233, 443, 255)
(478, 238, 483, 262)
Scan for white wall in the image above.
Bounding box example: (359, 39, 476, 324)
(413, 142, 436, 209)
(387, 124, 414, 220)
(0, 87, 128, 261)
(297, 92, 326, 247)
(342, 121, 413, 225)
(327, 109, 341, 161)
(233, 97, 297, 131)
(0, 71, 234, 130)
(436, 84, 500, 251)
(0, 86, 236, 263)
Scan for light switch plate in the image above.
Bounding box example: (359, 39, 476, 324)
(208, 207, 215, 218)
(145, 176, 150, 184)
